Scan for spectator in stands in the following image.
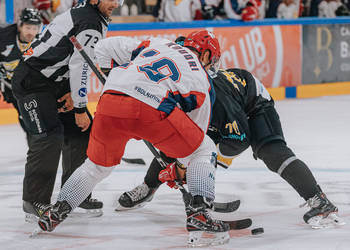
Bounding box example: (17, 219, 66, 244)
(345, 0, 350, 9)
(277, 0, 300, 18)
(241, 0, 265, 21)
(224, 0, 265, 20)
(120, 0, 140, 16)
(223, 0, 248, 19)
(309, 0, 321, 15)
(155, 0, 224, 22)
(318, 0, 342, 17)
(194, 0, 224, 20)
(156, 0, 199, 22)
(335, 0, 350, 15)
(266, 0, 282, 17)
(32, 0, 83, 23)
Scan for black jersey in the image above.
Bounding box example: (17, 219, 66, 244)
(23, 3, 108, 109)
(210, 68, 273, 144)
(0, 24, 30, 81)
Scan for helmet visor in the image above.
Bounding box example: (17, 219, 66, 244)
(209, 56, 221, 76)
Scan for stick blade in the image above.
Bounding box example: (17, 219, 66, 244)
(121, 157, 146, 165)
(213, 199, 240, 213)
(225, 218, 252, 230)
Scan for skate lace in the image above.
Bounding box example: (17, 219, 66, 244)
(33, 201, 49, 211)
(299, 194, 322, 208)
(126, 183, 149, 202)
(188, 209, 226, 231)
(86, 198, 98, 202)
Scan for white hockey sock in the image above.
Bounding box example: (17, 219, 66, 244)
(57, 158, 114, 210)
(187, 161, 216, 201)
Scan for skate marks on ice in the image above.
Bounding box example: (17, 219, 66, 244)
(1, 96, 350, 249)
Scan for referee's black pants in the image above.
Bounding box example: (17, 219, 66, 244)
(12, 61, 91, 204)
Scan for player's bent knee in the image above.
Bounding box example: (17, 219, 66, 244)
(179, 135, 216, 166)
(249, 106, 285, 155)
(257, 141, 297, 173)
(82, 158, 114, 181)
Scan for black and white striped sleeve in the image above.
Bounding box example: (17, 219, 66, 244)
(69, 25, 102, 109)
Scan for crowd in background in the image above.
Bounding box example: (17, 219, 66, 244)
(120, 0, 350, 22)
(0, 0, 350, 26)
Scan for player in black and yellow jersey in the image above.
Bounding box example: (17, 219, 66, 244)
(116, 64, 344, 229)
(0, 8, 42, 131)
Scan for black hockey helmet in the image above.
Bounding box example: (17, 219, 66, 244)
(20, 8, 42, 25)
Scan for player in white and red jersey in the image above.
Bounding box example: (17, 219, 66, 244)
(38, 30, 233, 246)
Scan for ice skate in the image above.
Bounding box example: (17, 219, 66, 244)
(186, 196, 230, 247)
(115, 183, 157, 211)
(302, 186, 345, 229)
(23, 201, 51, 223)
(38, 201, 72, 232)
(70, 197, 103, 217)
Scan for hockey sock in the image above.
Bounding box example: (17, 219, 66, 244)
(258, 141, 319, 201)
(57, 158, 114, 209)
(280, 159, 319, 200)
(187, 161, 216, 201)
(144, 157, 165, 188)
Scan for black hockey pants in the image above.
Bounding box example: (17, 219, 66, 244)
(12, 62, 91, 204)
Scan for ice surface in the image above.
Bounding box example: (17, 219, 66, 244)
(0, 95, 349, 250)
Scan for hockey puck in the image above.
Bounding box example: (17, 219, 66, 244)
(251, 227, 264, 235)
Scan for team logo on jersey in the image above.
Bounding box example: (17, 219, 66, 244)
(78, 87, 87, 97)
(1, 44, 14, 57)
(24, 99, 38, 111)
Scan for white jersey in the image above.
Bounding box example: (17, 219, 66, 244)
(95, 36, 215, 134)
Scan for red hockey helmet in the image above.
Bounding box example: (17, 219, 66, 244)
(184, 30, 221, 68)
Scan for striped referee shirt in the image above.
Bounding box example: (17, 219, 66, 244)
(23, 3, 108, 109)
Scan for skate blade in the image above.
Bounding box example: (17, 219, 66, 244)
(29, 228, 43, 238)
(114, 201, 148, 211)
(309, 213, 346, 229)
(25, 213, 39, 224)
(187, 231, 230, 247)
(69, 207, 103, 218)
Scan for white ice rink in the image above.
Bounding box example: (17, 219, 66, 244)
(0, 95, 350, 250)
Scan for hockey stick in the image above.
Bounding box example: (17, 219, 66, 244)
(144, 141, 252, 229)
(121, 157, 146, 165)
(143, 140, 240, 213)
(68, 35, 146, 165)
(0, 78, 12, 90)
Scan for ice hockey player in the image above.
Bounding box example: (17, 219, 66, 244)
(11, 0, 119, 223)
(37, 30, 235, 246)
(0, 8, 41, 133)
(115, 37, 344, 230)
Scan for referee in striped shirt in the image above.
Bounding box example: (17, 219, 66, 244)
(11, 0, 121, 218)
